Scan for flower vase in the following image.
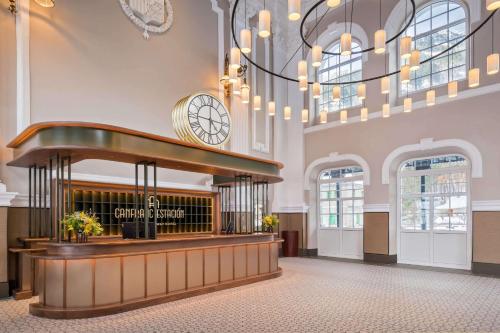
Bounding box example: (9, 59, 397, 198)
(67, 230, 72, 243)
(267, 226, 273, 233)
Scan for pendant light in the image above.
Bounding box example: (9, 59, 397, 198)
(298, 60, 308, 80)
(230, 47, 241, 69)
(253, 95, 262, 111)
(409, 50, 420, 71)
(357, 83, 366, 101)
(258, 1, 271, 39)
(268, 101, 275, 116)
(426, 90, 435, 106)
(448, 80, 458, 98)
(332, 85, 341, 102)
(288, 0, 301, 21)
(487, 0, 500, 11)
(327, 0, 341, 8)
(340, 110, 348, 124)
(233, 77, 241, 95)
(340, 1, 352, 56)
(468, 36, 480, 88)
(400, 1, 411, 59)
(374, 0, 386, 54)
(487, 18, 499, 75)
(381, 77, 390, 94)
(311, 10, 322, 68)
(301, 109, 309, 123)
(241, 78, 250, 103)
(229, 66, 238, 84)
(360, 106, 368, 122)
(403, 97, 412, 113)
(313, 82, 321, 99)
(299, 78, 308, 91)
(382, 103, 390, 118)
(400, 65, 410, 84)
(284, 106, 292, 120)
(240, 29, 252, 54)
(320, 109, 328, 123)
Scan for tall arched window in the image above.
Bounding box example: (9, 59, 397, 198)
(318, 41, 362, 112)
(401, 1, 467, 94)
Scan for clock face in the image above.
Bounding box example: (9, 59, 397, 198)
(186, 94, 231, 147)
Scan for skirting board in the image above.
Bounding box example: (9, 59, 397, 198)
(299, 248, 318, 257)
(0, 282, 9, 299)
(364, 253, 397, 264)
(472, 262, 500, 277)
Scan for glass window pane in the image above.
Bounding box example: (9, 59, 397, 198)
(401, 197, 431, 230)
(342, 214, 353, 228)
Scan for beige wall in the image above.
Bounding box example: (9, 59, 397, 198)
(1, 0, 224, 194)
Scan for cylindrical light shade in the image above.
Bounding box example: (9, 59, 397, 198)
(258, 10, 271, 38)
(410, 50, 420, 71)
(240, 29, 252, 54)
(298, 60, 308, 80)
(320, 109, 328, 123)
(486, 0, 500, 11)
(400, 36, 412, 59)
(312, 45, 323, 67)
(268, 101, 275, 116)
(299, 78, 308, 91)
(34, 0, 54, 7)
(448, 81, 458, 98)
(332, 85, 341, 102)
(230, 48, 241, 69)
(382, 103, 390, 118)
(241, 83, 250, 103)
(340, 33, 352, 56)
(327, 0, 341, 7)
(426, 90, 435, 106)
(374, 30, 386, 54)
(288, 0, 301, 21)
(487, 53, 500, 75)
(468, 68, 480, 88)
(284, 106, 292, 120)
(253, 95, 262, 110)
(400, 65, 410, 84)
(357, 83, 366, 100)
(233, 77, 241, 95)
(340, 110, 348, 123)
(360, 107, 368, 122)
(403, 97, 412, 113)
(301, 109, 309, 123)
(229, 66, 238, 83)
(381, 76, 390, 94)
(313, 82, 321, 99)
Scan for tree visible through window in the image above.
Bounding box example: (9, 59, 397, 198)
(401, 1, 467, 94)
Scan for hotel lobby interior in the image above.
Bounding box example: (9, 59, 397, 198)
(1, 0, 500, 332)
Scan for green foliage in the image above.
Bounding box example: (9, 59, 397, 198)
(62, 211, 103, 236)
(262, 215, 280, 228)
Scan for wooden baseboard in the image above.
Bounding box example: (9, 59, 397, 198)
(13, 289, 33, 300)
(29, 269, 282, 319)
(472, 262, 500, 277)
(0, 282, 9, 299)
(299, 248, 318, 257)
(363, 253, 397, 264)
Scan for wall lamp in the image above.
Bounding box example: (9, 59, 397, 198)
(220, 53, 247, 97)
(8, 0, 54, 15)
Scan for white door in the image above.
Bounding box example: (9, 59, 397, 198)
(398, 155, 471, 269)
(317, 167, 364, 259)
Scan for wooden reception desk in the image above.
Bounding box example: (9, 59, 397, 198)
(31, 233, 282, 319)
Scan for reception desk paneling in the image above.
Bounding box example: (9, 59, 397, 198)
(31, 235, 282, 318)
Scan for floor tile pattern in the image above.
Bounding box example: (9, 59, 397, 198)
(1, 257, 500, 332)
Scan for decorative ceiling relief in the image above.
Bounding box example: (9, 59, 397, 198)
(119, 0, 173, 39)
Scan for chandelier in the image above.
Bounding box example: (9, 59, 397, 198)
(230, 0, 499, 122)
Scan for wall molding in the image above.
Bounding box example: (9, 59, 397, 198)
(363, 204, 390, 213)
(274, 206, 309, 214)
(16, 0, 31, 134)
(305, 83, 500, 134)
(381, 138, 483, 184)
(0, 183, 17, 207)
(209, 0, 225, 100)
(471, 200, 500, 212)
(304, 152, 371, 190)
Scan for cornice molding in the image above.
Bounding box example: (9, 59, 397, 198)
(471, 200, 500, 212)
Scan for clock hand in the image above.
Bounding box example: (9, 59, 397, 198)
(198, 115, 222, 124)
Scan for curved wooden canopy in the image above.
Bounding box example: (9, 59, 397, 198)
(7, 122, 283, 184)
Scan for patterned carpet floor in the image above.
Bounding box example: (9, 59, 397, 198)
(1, 257, 500, 333)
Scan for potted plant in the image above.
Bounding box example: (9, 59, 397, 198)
(262, 215, 279, 233)
(62, 211, 103, 243)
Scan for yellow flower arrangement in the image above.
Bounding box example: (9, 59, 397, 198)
(62, 211, 103, 242)
(262, 214, 279, 232)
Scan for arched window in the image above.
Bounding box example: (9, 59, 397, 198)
(318, 166, 364, 229)
(318, 41, 362, 112)
(401, 1, 467, 94)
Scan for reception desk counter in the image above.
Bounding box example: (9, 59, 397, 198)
(31, 234, 282, 318)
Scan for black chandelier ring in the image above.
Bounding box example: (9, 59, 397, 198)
(231, 0, 497, 86)
(299, 0, 416, 56)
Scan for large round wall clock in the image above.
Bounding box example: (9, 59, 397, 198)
(172, 93, 232, 148)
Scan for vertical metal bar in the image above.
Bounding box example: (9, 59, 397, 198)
(67, 156, 72, 214)
(144, 163, 149, 239)
(38, 167, 42, 237)
(28, 166, 32, 238)
(34, 165, 38, 238)
(43, 167, 47, 238)
(49, 158, 53, 240)
(244, 177, 247, 233)
(153, 162, 157, 239)
(135, 163, 139, 239)
(60, 157, 65, 241)
(55, 155, 60, 242)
